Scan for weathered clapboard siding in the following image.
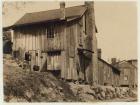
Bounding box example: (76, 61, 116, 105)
(112, 69, 120, 86)
(14, 24, 63, 51)
(12, 18, 100, 85)
(47, 51, 61, 70)
(64, 21, 77, 80)
(59, 22, 66, 79)
(98, 59, 120, 86)
(70, 16, 94, 83)
(98, 60, 111, 85)
(114, 61, 137, 87)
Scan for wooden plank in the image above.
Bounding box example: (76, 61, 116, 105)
(21, 29, 25, 59)
(28, 31, 32, 51)
(38, 27, 41, 51)
(69, 24, 75, 58)
(40, 52, 47, 71)
(39, 26, 43, 50)
(74, 24, 78, 81)
(23, 30, 26, 51)
(69, 58, 73, 79)
(63, 23, 68, 79)
(33, 32, 35, 50)
(37, 29, 40, 50)
(61, 51, 65, 78)
(41, 27, 46, 51)
(30, 51, 36, 71)
(65, 25, 70, 79)
(47, 53, 51, 70)
(60, 24, 64, 50)
(26, 29, 28, 51)
(72, 24, 77, 80)
(25, 30, 28, 51)
(45, 27, 47, 51)
(57, 25, 61, 50)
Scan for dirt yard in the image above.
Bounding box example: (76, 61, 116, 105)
(3, 54, 137, 102)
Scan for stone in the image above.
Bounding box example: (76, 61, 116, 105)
(57, 86, 63, 90)
(128, 89, 137, 97)
(112, 93, 117, 98)
(50, 81, 56, 87)
(97, 93, 104, 100)
(86, 90, 96, 98)
(24, 89, 34, 99)
(100, 91, 106, 99)
(51, 92, 57, 99)
(77, 87, 84, 95)
(98, 85, 106, 92)
(9, 96, 18, 102)
(90, 85, 98, 91)
(46, 87, 53, 94)
(79, 93, 95, 102)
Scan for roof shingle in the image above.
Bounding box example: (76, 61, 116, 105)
(14, 5, 87, 26)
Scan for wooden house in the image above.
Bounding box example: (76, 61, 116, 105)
(97, 49, 120, 86)
(112, 59, 137, 88)
(4, 2, 99, 84)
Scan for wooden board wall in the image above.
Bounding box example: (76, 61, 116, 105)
(13, 23, 64, 54)
(65, 22, 77, 80)
(98, 60, 120, 86)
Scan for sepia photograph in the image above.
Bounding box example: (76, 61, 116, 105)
(2, 0, 138, 102)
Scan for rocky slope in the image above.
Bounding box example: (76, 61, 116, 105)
(3, 54, 137, 102)
(4, 55, 79, 102)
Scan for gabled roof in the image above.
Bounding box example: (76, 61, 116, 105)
(3, 4, 98, 33)
(14, 5, 87, 27)
(113, 60, 137, 69)
(98, 58, 120, 72)
(127, 59, 137, 62)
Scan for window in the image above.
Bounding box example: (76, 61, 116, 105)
(47, 25, 55, 38)
(124, 75, 128, 81)
(47, 51, 61, 70)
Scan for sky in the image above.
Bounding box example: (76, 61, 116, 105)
(2, 1, 137, 62)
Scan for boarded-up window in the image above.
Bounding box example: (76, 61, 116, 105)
(47, 51, 61, 70)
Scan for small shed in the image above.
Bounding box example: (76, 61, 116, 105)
(98, 58, 120, 86)
(113, 60, 137, 87)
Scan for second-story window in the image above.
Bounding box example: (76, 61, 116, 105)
(124, 75, 128, 81)
(47, 25, 55, 38)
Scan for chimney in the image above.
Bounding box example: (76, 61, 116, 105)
(111, 58, 117, 65)
(84, 1, 98, 85)
(60, 2, 65, 20)
(98, 49, 101, 59)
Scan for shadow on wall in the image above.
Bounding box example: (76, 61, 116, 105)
(3, 40, 13, 54)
